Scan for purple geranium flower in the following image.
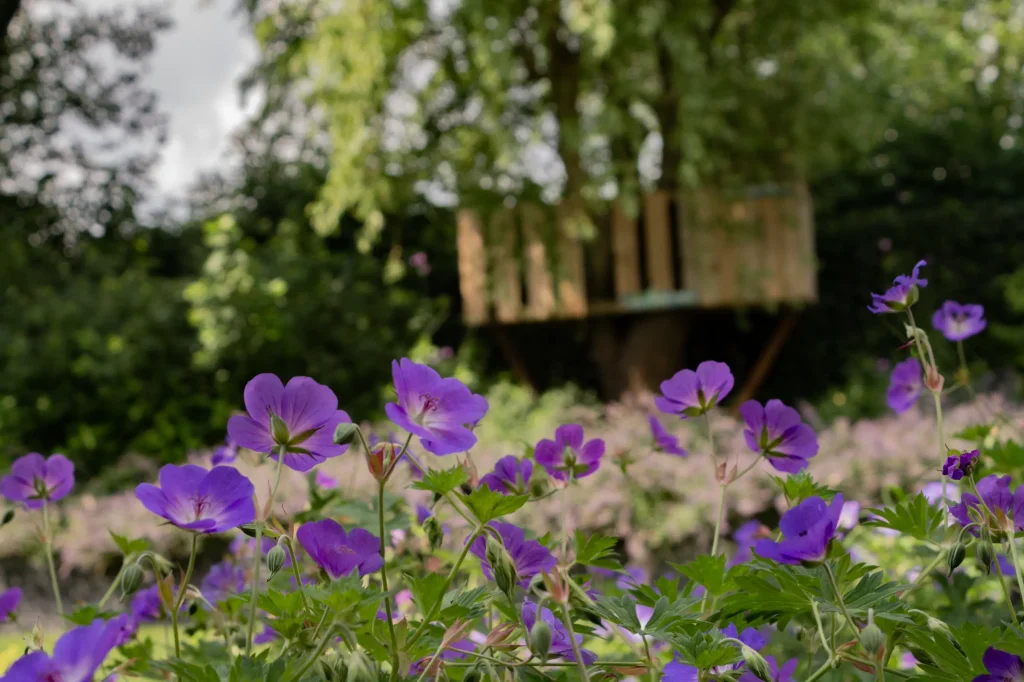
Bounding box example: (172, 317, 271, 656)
(130, 585, 163, 623)
(755, 494, 844, 565)
(0, 453, 74, 510)
(254, 626, 279, 645)
(106, 612, 140, 648)
(135, 464, 255, 534)
(663, 624, 767, 682)
(211, 437, 238, 466)
(868, 259, 928, 314)
(227, 374, 352, 472)
(416, 504, 433, 526)
(469, 522, 556, 586)
(950, 474, 1024, 534)
(296, 519, 383, 579)
(480, 455, 534, 495)
(385, 359, 488, 456)
(974, 647, 1024, 682)
(1, 617, 121, 682)
(649, 417, 687, 457)
(616, 566, 648, 590)
(887, 357, 923, 414)
(200, 560, 247, 603)
(656, 361, 734, 418)
(728, 521, 764, 567)
(315, 470, 338, 488)
(408, 639, 474, 677)
(0, 588, 20, 621)
(738, 657, 798, 682)
(933, 301, 987, 342)
(522, 602, 597, 664)
(942, 450, 979, 481)
(740, 400, 818, 473)
(533, 425, 605, 481)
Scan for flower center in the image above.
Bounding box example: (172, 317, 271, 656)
(32, 477, 52, 500)
(191, 494, 210, 520)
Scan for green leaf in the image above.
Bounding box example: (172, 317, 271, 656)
(589, 595, 643, 632)
(438, 586, 490, 622)
(865, 493, 945, 542)
(109, 531, 149, 556)
(772, 471, 836, 505)
(643, 596, 699, 638)
(407, 572, 449, 617)
(985, 440, 1024, 473)
(954, 424, 993, 444)
(65, 605, 117, 626)
(673, 554, 729, 596)
(411, 465, 469, 496)
(457, 487, 530, 523)
(575, 531, 619, 569)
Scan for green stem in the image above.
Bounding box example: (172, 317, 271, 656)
(98, 560, 126, 609)
(284, 539, 311, 615)
(903, 548, 948, 595)
(558, 603, 591, 682)
(823, 563, 860, 643)
(1008, 535, 1024, 601)
(41, 503, 63, 618)
(246, 449, 286, 655)
(378, 481, 401, 682)
(803, 658, 837, 682)
(284, 626, 337, 682)
(701, 413, 725, 615)
(171, 534, 199, 658)
(993, 550, 1020, 625)
(415, 642, 447, 682)
(933, 391, 947, 513)
(810, 599, 832, 655)
(406, 527, 484, 649)
(641, 634, 655, 682)
(565, 576, 644, 658)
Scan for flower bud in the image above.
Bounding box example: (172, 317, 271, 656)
(1, 508, 14, 526)
(947, 542, 967, 576)
(860, 609, 886, 656)
(485, 535, 518, 597)
(345, 651, 375, 682)
(367, 442, 399, 482)
(926, 615, 967, 657)
(977, 536, 996, 576)
(266, 545, 287, 577)
(463, 667, 482, 682)
(120, 563, 144, 598)
(423, 516, 444, 551)
(270, 413, 291, 446)
(530, 620, 552, 663)
(333, 422, 358, 446)
(740, 644, 774, 682)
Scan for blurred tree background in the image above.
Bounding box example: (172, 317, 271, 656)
(4, 0, 1024, 478)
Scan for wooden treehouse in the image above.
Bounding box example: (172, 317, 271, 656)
(455, 183, 818, 401)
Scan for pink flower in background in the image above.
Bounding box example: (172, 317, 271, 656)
(409, 251, 431, 276)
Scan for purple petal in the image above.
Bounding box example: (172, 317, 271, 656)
(555, 424, 585, 451)
(42, 455, 75, 502)
(279, 377, 339, 433)
(243, 373, 285, 426)
(227, 415, 275, 454)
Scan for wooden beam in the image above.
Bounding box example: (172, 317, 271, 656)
(521, 204, 556, 320)
(492, 209, 522, 322)
(730, 310, 800, 411)
(611, 201, 641, 296)
(456, 209, 488, 325)
(643, 191, 675, 290)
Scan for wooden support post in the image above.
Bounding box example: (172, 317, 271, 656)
(730, 310, 800, 411)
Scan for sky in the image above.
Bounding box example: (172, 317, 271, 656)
(142, 0, 258, 206)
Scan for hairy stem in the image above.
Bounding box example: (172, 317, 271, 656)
(284, 626, 337, 682)
(1009, 535, 1024, 603)
(559, 603, 591, 682)
(97, 561, 126, 609)
(823, 563, 860, 643)
(246, 449, 286, 655)
(803, 657, 837, 682)
(171, 534, 199, 658)
(284, 539, 311, 615)
(810, 599, 831, 655)
(406, 527, 483, 649)
(41, 503, 63, 618)
(993, 551, 1020, 625)
(378, 481, 401, 682)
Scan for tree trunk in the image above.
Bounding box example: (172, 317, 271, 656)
(0, 0, 22, 62)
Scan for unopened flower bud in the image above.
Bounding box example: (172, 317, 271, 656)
(120, 563, 144, 598)
(1, 508, 14, 526)
(530, 620, 552, 663)
(423, 516, 444, 550)
(346, 651, 375, 682)
(860, 609, 886, 655)
(947, 542, 967, 576)
(740, 644, 773, 682)
(463, 666, 483, 682)
(977, 536, 996, 576)
(367, 442, 399, 482)
(485, 535, 518, 597)
(266, 545, 287, 577)
(333, 422, 358, 446)
(925, 615, 967, 656)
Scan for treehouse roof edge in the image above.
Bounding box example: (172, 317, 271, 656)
(456, 184, 818, 326)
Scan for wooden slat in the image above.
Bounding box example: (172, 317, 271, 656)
(491, 209, 522, 322)
(643, 191, 675, 290)
(611, 201, 641, 296)
(521, 204, 556, 320)
(736, 197, 763, 304)
(759, 195, 787, 302)
(794, 184, 818, 301)
(680, 190, 717, 304)
(456, 209, 488, 324)
(556, 204, 588, 318)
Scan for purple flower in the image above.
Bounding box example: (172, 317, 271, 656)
(728, 521, 764, 567)
(106, 612, 140, 647)
(385, 358, 488, 455)
(755, 494, 844, 565)
(663, 624, 766, 682)
(738, 657, 798, 682)
(135, 464, 256, 534)
(974, 647, 1024, 682)
(409, 252, 432, 277)
(522, 602, 597, 664)
(130, 585, 163, 623)
(469, 522, 556, 586)
(740, 400, 818, 473)
(227, 374, 353, 472)
(887, 357, 923, 414)
(416, 504, 433, 526)
(1, 618, 122, 682)
(950, 475, 1024, 533)
(0, 453, 74, 509)
(0, 588, 20, 621)
(839, 501, 861, 531)
(656, 361, 734, 418)
(533, 425, 605, 481)
(479, 456, 534, 495)
(942, 450, 979, 481)
(649, 417, 687, 457)
(933, 301, 987, 341)
(254, 626, 278, 646)
(296, 519, 383, 579)
(315, 471, 338, 488)
(868, 259, 928, 314)
(200, 560, 247, 603)
(211, 437, 238, 466)
(617, 566, 648, 590)
(408, 639, 474, 677)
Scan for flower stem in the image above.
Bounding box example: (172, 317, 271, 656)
(701, 413, 725, 614)
(378, 481, 401, 682)
(414, 641, 448, 682)
(993, 550, 1020, 625)
(97, 562, 126, 609)
(1008, 535, 1024, 602)
(810, 599, 832, 655)
(41, 503, 63, 618)
(284, 626, 337, 682)
(803, 657, 837, 682)
(823, 563, 860, 643)
(284, 539, 311, 616)
(932, 391, 947, 515)
(406, 527, 484, 649)
(246, 449, 286, 655)
(903, 548, 948, 594)
(558, 603, 591, 682)
(171, 533, 199, 658)
(641, 634, 655, 682)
